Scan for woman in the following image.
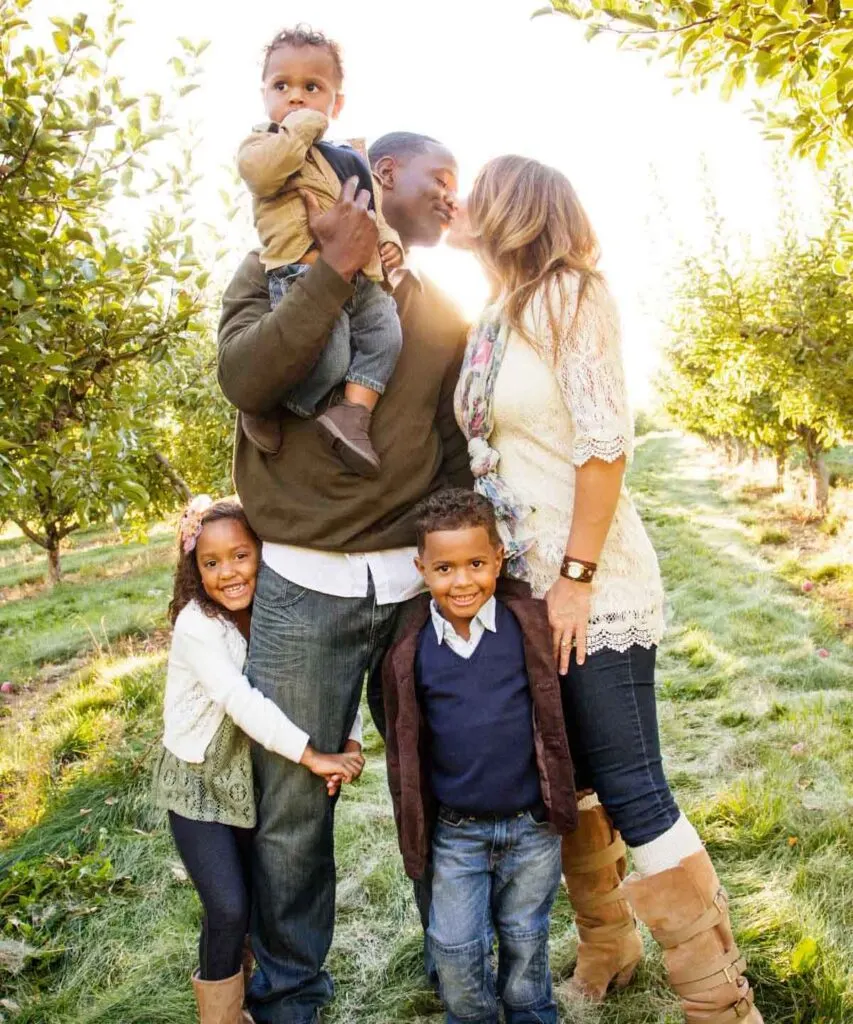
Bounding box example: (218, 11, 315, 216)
(452, 156, 762, 1024)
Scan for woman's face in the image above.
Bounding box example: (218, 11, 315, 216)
(195, 519, 259, 613)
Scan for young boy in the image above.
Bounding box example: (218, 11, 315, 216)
(383, 489, 577, 1024)
(236, 25, 404, 478)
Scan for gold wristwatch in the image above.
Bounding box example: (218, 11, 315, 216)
(560, 556, 597, 583)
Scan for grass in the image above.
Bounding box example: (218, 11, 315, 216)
(0, 526, 173, 685)
(0, 434, 851, 1023)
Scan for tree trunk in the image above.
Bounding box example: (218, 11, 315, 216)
(47, 539, 61, 585)
(774, 453, 786, 493)
(801, 429, 830, 516)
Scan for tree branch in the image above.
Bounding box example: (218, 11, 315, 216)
(11, 519, 48, 549)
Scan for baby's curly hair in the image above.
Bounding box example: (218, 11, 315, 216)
(262, 24, 344, 85)
(168, 499, 259, 626)
(414, 489, 501, 553)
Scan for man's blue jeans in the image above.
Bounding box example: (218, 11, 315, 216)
(428, 809, 561, 1024)
(245, 563, 399, 1024)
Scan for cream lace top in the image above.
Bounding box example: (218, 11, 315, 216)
(488, 274, 665, 655)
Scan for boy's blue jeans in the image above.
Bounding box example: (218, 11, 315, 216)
(268, 263, 402, 417)
(428, 808, 561, 1024)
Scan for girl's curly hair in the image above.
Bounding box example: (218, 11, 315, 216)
(168, 499, 259, 626)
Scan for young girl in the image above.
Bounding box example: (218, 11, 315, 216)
(151, 496, 364, 1023)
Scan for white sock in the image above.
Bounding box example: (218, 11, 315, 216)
(577, 792, 601, 812)
(629, 814, 704, 877)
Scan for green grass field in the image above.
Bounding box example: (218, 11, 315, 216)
(1, 435, 851, 1023)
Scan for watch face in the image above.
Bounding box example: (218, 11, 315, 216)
(568, 562, 582, 579)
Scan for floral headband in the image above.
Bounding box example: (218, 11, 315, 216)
(179, 495, 213, 554)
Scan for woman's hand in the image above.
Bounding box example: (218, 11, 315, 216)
(546, 576, 592, 673)
(300, 744, 365, 796)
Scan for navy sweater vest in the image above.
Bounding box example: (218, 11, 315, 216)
(415, 601, 541, 817)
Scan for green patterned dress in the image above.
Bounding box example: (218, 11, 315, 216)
(152, 714, 256, 829)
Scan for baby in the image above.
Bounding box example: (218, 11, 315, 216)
(237, 25, 403, 478)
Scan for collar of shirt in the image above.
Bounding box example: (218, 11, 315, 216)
(429, 595, 497, 659)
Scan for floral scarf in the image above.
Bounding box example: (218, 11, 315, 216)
(454, 312, 532, 579)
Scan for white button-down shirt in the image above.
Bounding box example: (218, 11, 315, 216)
(429, 596, 497, 660)
(262, 543, 427, 606)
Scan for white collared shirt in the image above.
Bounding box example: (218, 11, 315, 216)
(261, 543, 426, 606)
(429, 596, 498, 660)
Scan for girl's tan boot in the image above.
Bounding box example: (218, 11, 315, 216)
(560, 802, 644, 1000)
(623, 849, 763, 1023)
(192, 970, 253, 1024)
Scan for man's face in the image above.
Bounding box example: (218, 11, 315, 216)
(377, 145, 458, 249)
(262, 44, 344, 125)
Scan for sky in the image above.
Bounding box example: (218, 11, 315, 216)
(33, 0, 823, 407)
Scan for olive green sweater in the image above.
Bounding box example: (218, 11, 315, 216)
(217, 253, 472, 551)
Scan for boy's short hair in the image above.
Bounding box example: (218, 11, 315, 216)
(262, 24, 344, 86)
(414, 489, 501, 553)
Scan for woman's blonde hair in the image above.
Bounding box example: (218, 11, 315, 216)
(468, 155, 601, 349)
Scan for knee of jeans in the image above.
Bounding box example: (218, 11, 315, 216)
(498, 928, 551, 1011)
(430, 935, 495, 1021)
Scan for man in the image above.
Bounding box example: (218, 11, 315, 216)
(217, 132, 469, 1024)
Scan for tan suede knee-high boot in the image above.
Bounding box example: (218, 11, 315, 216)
(560, 802, 644, 1001)
(623, 849, 763, 1023)
(192, 970, 253, 1024)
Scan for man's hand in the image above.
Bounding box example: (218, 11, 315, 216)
(300, 177, 378, 282)
(380, 241, 404, 272)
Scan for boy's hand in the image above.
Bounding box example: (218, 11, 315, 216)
(380, 241, 404, 271)
(300, 177, 377, 282)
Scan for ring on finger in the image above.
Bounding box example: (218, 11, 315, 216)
(560, 639, 571, 649)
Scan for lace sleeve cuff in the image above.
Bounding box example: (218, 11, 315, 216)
(572, 434, 632, 467)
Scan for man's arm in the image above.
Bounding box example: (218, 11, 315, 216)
(217, 254, 354, 415)
(217, 177, 379, 415)
(435, 326, 474, 488)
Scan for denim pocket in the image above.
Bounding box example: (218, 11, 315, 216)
(254, 563, 308, 611)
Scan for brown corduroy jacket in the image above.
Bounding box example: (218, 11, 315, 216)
(382, 576, 578, 881)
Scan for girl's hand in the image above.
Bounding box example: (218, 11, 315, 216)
(546, 576, 592, 673)
(300, 745, 365, 788)
(380, 241, 404, 271)
(326, 740, 364, 796)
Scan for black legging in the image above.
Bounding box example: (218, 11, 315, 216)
(169, 811, 254, 980)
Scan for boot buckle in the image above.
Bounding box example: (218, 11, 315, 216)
(723, 964, 736, 984)
(733, 997, 751, 1018)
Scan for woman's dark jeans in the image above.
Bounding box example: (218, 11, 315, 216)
(560, 644, 680, 848)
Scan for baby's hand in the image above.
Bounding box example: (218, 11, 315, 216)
(300, 745, 365, 792)
(380, 241, 404, 271)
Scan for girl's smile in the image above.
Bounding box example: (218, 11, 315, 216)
(195, 518, 260, 613)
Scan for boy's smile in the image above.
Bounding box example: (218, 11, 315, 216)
(416, 526, 504, 640)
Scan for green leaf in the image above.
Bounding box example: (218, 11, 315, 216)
(791, 937, 819, 974)
(65, 227, 93, 244)
(11, 277, 36, 303)
(52, 30, 70, 53)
